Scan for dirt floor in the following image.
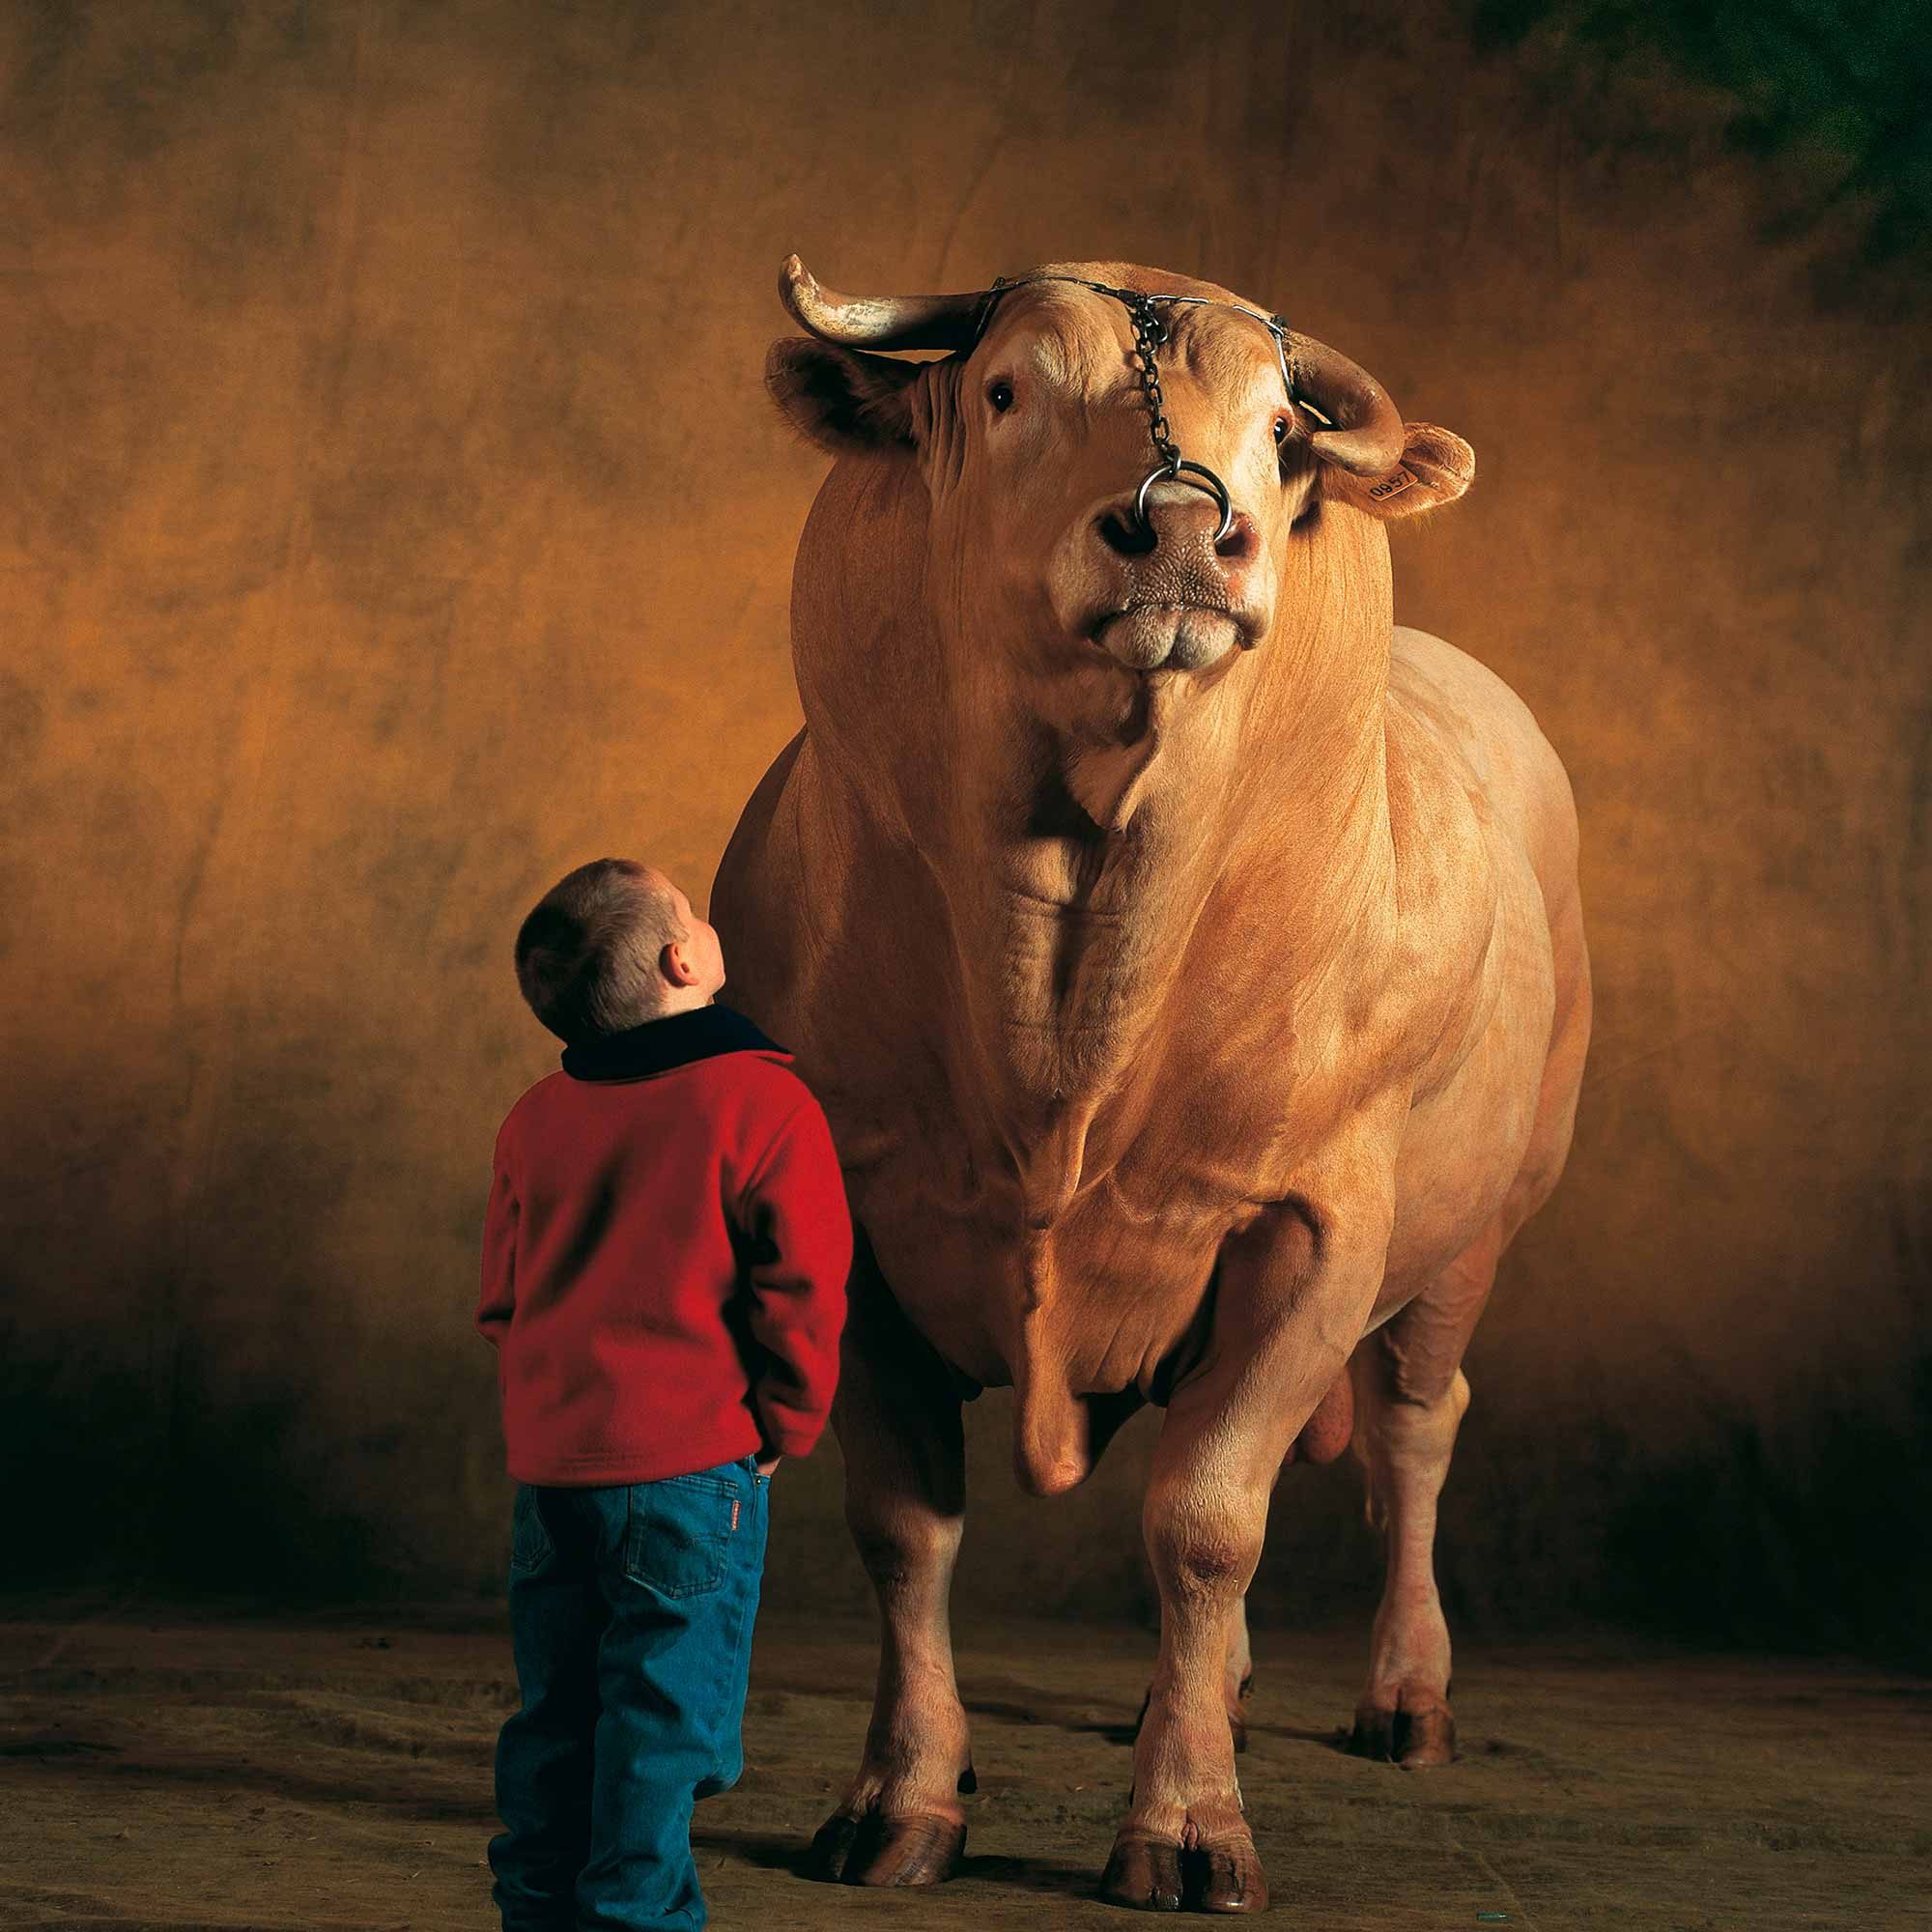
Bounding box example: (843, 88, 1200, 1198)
(1, 1602, 1926, 1931)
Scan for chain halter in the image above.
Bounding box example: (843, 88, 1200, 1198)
(979, 274, 1303, 546)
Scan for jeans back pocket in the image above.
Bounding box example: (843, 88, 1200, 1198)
(623, 1470, 738, 1597)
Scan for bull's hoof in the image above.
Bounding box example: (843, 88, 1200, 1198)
(1348, 1698, 1457, 1767)
(807, 1806, 966, 1886)
(1193, 1833, 1268, 1914)
(1100, 1829, 1268, 1914)
(1102, 1831, 1184, 1912)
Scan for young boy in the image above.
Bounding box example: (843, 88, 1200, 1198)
(477, 856, 851, 1932)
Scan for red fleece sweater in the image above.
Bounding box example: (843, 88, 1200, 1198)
(477, 1005, 852, 1486)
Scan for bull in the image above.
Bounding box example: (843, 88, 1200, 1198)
(711, 255, 1592, 1914)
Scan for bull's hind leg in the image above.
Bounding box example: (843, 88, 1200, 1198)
(808, 1228, 974, 1887)
(1349, 893, 1590, 1767)
(1345, 1219, 1498, 1767)
(1225, 1598, 1254, 1752)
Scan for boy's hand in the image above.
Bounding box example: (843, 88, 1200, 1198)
(755, 1453, 782, 1478)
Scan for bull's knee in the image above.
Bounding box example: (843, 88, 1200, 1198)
(1366, 1312, 1472, 1409)
(1144, 1491, 1265, 1608)
(1379, 1363, 1470, 1426)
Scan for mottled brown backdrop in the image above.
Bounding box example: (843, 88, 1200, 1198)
(3, 0, 1925, 1662)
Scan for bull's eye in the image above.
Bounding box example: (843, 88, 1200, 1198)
(987, 380, 1014, 413)
(1272, 416, 1289, 443)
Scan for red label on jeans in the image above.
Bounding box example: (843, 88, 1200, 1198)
(731, 1499, 740, 1531)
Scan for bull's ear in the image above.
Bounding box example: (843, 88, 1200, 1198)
(765, 338, 922, 454)
(1321, 422, 1473, 521)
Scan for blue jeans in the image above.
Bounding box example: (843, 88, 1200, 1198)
(489, 1459, 770, 1931)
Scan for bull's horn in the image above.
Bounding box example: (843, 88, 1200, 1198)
(779, 253, 991, 352)
(1288, 332, 1406, 478)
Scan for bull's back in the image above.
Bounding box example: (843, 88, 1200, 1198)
(1379, 628, 1588, 1298)
(1388, 626, 1588, 1107)
(1389, 627, 1579, 911)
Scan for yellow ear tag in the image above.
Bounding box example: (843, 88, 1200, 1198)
(1367, 466, 1418, 501)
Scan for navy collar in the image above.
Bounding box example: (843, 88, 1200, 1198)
(559, 1002, 788, 1082)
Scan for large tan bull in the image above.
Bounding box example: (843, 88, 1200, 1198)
(712, 255, 1592, 1914)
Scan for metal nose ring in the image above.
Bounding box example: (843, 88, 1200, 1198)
(1134, 459, 1236, 547)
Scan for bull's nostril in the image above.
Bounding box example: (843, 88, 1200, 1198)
(1214, 513, 1259, 563)
(1096, 508, 1157, 557)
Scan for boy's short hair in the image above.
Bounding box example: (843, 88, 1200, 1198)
(515, 859, 688, 1043)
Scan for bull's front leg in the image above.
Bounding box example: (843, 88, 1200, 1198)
(1102, 1176, 1393, 1916)
(808, 1228, 974, 1887)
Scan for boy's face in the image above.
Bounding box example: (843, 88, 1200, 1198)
(664, 879, 726, 998)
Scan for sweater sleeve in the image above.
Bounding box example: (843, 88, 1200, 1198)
(476, 1125, 519, 1351)
(737, 1099, 853, 1458)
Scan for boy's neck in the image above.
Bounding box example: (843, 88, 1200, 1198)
(559, 1001, 784, 1084)
(656, 990, 717, 1018)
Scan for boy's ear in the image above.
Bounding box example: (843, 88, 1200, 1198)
(1321, 421, 1474, 521)
(765, 338, 922, 455)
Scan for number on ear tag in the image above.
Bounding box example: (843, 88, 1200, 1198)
(1367, 466, 1418, 501)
